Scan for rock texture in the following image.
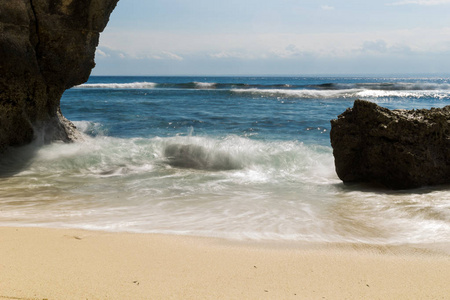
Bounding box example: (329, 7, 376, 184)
(330, 99, 450, 189)
(0, 0, 118, 152)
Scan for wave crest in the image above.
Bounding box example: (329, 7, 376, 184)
(75, 82, 157, 89)
(231, 88, 450, 100)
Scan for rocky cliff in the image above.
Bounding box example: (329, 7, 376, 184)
(0, 0, 118, 152)
(330, 100, 450, 189)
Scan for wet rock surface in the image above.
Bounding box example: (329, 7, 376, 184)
(330, 99, 450, 189)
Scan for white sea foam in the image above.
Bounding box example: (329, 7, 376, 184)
(193, 82, 216, 89)
(1, 134, 448, 245)
(75, 82, 157, 89)
(231, 88, 450, 100)
(336, 82, 450, 91)
(232, 88, 365, 99)
(355, 89, 450, 100)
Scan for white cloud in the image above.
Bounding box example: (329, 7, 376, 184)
(162, 51, 184, 61)
(356, 39, 416, 56)
(321, 5, 335, 10)
(95, 46, 128, 59)
(134, 51, 184, 61)
(388, 0, 450, 5)
(97, 27, 450, 63)
(269, 44, 310, 59)
(360, 40, 388, 53)
(209, 52, 231, 59)
(95, 49, 109, 57)
(209, 50, 262, 60)
(96, 44, 184, 61)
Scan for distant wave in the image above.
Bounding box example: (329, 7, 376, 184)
(355, 89, 450, 100)
(75, 82, 158, 89)
(193, 82, 216, 89)
(74, 81, 298, 90)
(231, 88, 360, 99)
(231, 88, 450, 100)
(75, 80, 450, 92)
(330, 82, 450, 91)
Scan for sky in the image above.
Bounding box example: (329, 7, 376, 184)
(92, 0, 450, 76)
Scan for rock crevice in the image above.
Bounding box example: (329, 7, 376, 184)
(330, 99, 450, 189)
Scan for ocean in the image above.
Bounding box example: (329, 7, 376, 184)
(1, 76, 449, 245)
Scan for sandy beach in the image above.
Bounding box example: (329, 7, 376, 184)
(0, 227, 448, 299)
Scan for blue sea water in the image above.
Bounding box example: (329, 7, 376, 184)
(1, 76, 449, 245)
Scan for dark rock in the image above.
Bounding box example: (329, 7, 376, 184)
(0, 0, 118, 152)
(330, 99, 450, 189)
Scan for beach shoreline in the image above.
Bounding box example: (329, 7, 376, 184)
(0, 226, 448, 299)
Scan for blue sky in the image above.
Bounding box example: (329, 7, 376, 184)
(93, 0, 450, 75)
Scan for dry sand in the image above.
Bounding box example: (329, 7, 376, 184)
(0, 227, 449, 300)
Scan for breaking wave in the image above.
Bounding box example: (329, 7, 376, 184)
(75, 80, 450, 91)
(75, 82, 158, 89)
(73, 80, 450, 101)
(315, 82, 450, 91)
(231, 88, 450, 100)
(1, 131, 448, 245)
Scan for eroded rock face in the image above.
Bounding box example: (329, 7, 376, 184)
(330, 99, 450, 189)
(0, 0, 118, 152)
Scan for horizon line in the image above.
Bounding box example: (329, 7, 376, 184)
(89, 72, 450, 78)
